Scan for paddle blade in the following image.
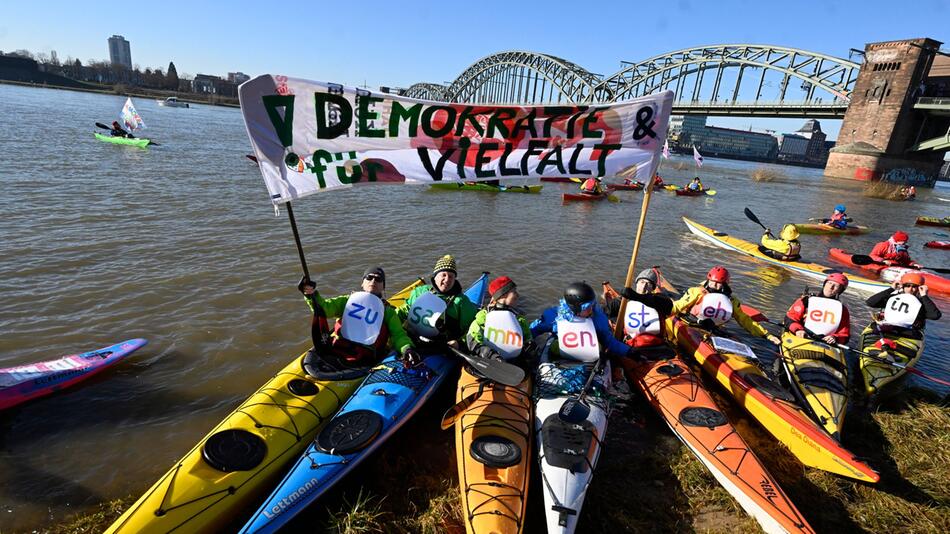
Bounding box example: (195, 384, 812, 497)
(850, 254, 876, 266)
(440, 391, 480, 430)
(95, 122, 111, 130)
(705, 190, 717, 196)
(448, 346, 525, 387)
(608, 194, 620, 203)
(558, 397, 591, 423)
(570, 177, 583, 183)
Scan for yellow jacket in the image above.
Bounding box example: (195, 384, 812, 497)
(760, 224, 801, 257)
(672, 285, 769, 338)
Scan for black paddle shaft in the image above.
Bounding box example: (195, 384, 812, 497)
(558, 358, 604, 423)
(744, 207, 769, 231)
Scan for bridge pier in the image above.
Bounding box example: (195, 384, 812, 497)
(825, 38, 949, 183)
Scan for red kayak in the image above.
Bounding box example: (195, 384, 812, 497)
(828, 248, 950, 295)
(925, 240, 950, 250)
(562, 191, 609, 203)
(540, 177, 576, 183)
(607, 181, 644, 191)
(675, 188, 705, 196)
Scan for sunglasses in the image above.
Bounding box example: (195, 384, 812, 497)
(577, 301, 595, 313)
(902, 283, 920, 289)
(364, 274, 384, 282)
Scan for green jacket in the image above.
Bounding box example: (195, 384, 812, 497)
(397, 282, 477, 342)
(304, 291, 413, 355)
(467, 307, 532, 347)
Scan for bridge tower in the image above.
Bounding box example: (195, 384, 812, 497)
(825, 38, 946, 181)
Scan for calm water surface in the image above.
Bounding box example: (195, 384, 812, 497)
(0, 84, 947, 530)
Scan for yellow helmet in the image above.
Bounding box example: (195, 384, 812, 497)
(780, 224, 799, 241)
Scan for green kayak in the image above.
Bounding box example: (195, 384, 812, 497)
(94, 132, 151, 148)
(431, 182, 542, 194)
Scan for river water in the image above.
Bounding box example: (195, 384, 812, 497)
(0, 84, 948, 531)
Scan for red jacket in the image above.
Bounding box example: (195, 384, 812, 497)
(869, 239, 914, 266)
(784, 296, 851, 344)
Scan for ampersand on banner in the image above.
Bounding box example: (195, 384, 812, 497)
(632, 106, 657, 140)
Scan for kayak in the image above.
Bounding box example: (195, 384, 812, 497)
(603, 282, 824, 531)
(915, 216, 950, 227)
(107, 280, 422, 534)
(431, 182, 542, 194)
(675, 188, 717, 196)
(562, 191, 611, 203)
(777, 332, 849, 440)
(240, 274, 489, 534)
(0, 339, 147, 411)
(534, 343, 611, 534)
(455, 367, 533, 534)
(683, 217, 890, 295)
(94, 132, 151, 147)
(666, 317, 878, 482)
(858, 322, 925, 397)
(828, 248, 950, 295)
(925, 240, 950, 249)
(606, 181, 644, 191)
(793, 223, 870, 236)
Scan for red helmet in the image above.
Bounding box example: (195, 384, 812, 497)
(824, 272, 849, 291)
(892, 231, 909, 243)
(900, 272, 925, 286)
(706, 266, 730, 284)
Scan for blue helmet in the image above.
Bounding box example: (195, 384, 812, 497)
(834, 204, 846, 213)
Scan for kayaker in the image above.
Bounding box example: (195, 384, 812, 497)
(783, 272, 852, 345)
(466, 276, 537, 368)
(653, 174, 665, 188)
(672, 266, 781, 345)
(579, 177, 606, 195)
(826, 204, 850, 229)
(110, 120, 133, 138)
(869, 231, 921, 268)
(759, 224, 802, 261)
(865, 272, 942, 331)
(530, 281, 634, 359)
(397, 254, 478, 354)
(900, 186, 916, 201)
(687, 176, 705, 192)
(298, 267, 421, 368)
(607, 268, 674, 350)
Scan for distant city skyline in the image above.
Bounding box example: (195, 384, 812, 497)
(2, 0, 948, 139)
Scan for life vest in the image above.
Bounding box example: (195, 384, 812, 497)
(405, 291, 448, 338)
(882, 293, 922, 328)
(829, 212, 847, 228)
(330, 292, 389, 363)
(802, 296, 843, 336)
(581, 178, 599, 193)
(555, 317, 600, 362)
(690, 292, 734, 326)
(482, 309, 525, 360)
(623, 300, 663, 347)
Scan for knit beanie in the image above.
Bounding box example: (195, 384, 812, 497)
(488, 276, 516, 300)
(433, 255, 458, 276)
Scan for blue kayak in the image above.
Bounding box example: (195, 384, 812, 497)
(240, 272, 489, 533)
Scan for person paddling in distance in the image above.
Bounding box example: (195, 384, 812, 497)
(760, 224, 802, 261)
(397, 255, 478, 355)
(824, 204, 850, 229)
(869, 231, 921, 268)
(672, 266, 781, 346)
(784, 272, 852, 346)
(466, 276, 537, 368)
(686, 176, 705, 192)
(110, 120, 133, 138)
(579, 177, 606, 196)
(530, 282, 635, 360)
(298, 267, 422, 368)
(865, 272, 942, 332)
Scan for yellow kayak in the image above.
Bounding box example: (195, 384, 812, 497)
(777, 332, 849, 440)
(455, 366, 533, 534)
(106, 280, 422, 534)
(858, 322, 925, 397)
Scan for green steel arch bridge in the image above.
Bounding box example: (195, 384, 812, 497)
(400, 45, 862, 118)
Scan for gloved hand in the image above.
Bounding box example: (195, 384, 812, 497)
(626, 346, 647, 363)
(474, 345, 502, 361)
(698, 318, 716, 330)
(621, 287, 637, 300)
(297, 276, 316, 295)
(764, 229, 773, 237)
(402, 347, 423, 368)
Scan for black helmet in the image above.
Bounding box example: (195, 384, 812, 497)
(564, 282, 596, 314)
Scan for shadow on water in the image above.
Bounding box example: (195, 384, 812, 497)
(0, 458, 102, 507)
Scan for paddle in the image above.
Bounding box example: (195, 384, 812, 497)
(447, 345, 525, 387)
(850, 254, 950, 275)
(744, 207, 769, 232)
(246, 154, 258, 163)
(558, 357, 605, 423)
(611, 173, 659, 339)
(440, 380, 487, 429)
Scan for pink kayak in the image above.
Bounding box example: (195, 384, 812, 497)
(828, 248, 950, 295)
(0, 339, 147, 410)
(925, 240, 950, 250)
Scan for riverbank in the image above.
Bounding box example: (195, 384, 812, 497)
(43, 391, 949, 533)
(0, 79, 239, 108)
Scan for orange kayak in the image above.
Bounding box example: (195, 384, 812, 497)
(605, 283, 815, 534)
(665, 316, 879, 483)
(455, 366, 533, 534)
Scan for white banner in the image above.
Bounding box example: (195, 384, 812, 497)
(239, 75, 673, 204)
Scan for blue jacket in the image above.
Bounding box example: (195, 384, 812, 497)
(530, 300, 629, 358)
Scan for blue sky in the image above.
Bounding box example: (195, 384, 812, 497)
(2, 0, 946, 139)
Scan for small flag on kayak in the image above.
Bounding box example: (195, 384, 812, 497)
(121, 97, 145, 131)
(692, 145, 704, 167)
(662, 139, 670, 159)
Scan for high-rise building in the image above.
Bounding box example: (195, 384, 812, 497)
(228, 72, 250, 84)
(108, 35, 131, 68)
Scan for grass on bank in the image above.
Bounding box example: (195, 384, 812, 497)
(40, 390, 949, 534)
(751, 167, 785, 182)
(863, 182, 908, 201)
